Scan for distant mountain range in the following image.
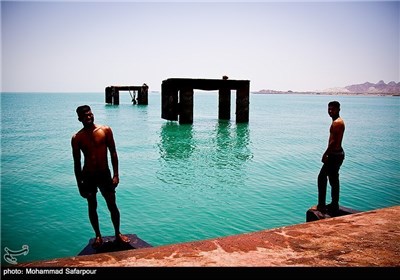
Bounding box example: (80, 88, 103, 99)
(257, 80, 400, 95)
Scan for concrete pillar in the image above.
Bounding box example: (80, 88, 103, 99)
(113, 88, 120, 105)
(161, 83, 179, 121)
(179, 88, 194, 124)
(236, 84, 249, 123)
(218, 88, 231, 120)
(138, 84, 149, 105)
(105, 87, 113, 104)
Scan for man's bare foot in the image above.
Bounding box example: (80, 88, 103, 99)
(92, 236, 103, 249)
(115, 233, 130, 244)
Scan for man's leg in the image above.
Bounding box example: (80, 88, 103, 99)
(317, 164, 328, 211)
(328, 174, 340, 211)
(87, 195, 103, 248)
(103, 192, 130, 243)
(327, 155, 344, 211)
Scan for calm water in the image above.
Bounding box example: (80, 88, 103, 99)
(1, 92, 399, 264)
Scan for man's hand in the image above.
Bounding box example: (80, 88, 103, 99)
(112, 175, 119, 188)
(321, 154, 329, 163)
(78, 181, 89, 198)
(79, 189, 89, 199)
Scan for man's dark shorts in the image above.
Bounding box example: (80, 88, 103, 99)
(326, 149, 345, 175)
(81, 169, 115, 196)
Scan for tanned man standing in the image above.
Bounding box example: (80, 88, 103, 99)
(317, 101, 345, 213)
(72, 105, 130, 248)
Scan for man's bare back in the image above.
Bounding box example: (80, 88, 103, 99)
(328, 117, 345, 152)
(322, 104, 345, 163)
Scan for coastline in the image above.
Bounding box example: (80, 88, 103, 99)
(253, 91, 400, 97)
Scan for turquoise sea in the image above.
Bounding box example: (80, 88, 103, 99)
(1, 92, 399, 265)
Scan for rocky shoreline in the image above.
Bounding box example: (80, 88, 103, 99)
(256, 80, 400, 96)
(253, 91, 400, 96)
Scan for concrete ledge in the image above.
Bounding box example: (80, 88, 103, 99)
(78, 234, 152, 256)
(16, 206, 400, 267)
(306, 205, 362, 222)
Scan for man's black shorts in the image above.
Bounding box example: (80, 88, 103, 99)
(81, 169, 115, 195)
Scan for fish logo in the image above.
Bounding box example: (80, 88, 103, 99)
(3, 245, 29, 265)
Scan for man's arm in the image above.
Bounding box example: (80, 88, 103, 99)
(106, 127, 119, 187)
(71, 134, 87, 197)
(322, 121, 344, 162)
(71, 135, 82, 182)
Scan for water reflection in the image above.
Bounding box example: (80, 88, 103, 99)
(158, 120, 252, 163)
(157, 120, 253, 190)
(158, 122, 195, 160)
(214, 121, 253, 169)
(234, 122, 252, 160)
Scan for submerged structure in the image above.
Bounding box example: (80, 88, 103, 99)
(161, 78, 250, 124)
(105, 84, 149, 105)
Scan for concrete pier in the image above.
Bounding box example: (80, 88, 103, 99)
(14, 205, 400, 267)
(105, 84, 148, 105)
(161, 78, 250, 124)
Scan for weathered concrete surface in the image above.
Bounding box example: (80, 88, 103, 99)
(18, 206, 400, 267)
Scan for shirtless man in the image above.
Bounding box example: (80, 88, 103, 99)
(317, 101, 345, 213)
(71, 105, 130, 248)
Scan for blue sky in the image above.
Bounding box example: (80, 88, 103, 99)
(1, 1, 399, 92)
